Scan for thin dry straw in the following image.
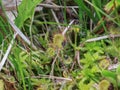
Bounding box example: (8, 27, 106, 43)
(0, 32, 17, 71)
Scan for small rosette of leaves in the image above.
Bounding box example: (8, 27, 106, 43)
(99, 59, 110, 69)
(99, 80, 110, 90)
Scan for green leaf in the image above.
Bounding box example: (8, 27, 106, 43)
(15, 0, 42, 28)
(116, 65, 120, 74)
(116, 66, 120, 86)
(102, 70, 117, 85)
(104, 0, 120, 12)
(102, 70, 116, 79)
(75, 0, 95, 22)
(104, 0, 114, 12)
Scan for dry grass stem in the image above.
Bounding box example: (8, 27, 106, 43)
(0, 33, 17, 71)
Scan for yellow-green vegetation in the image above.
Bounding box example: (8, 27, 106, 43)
(0, 0, 120, 89)
(47, 47, 55, 57)
(53, 34, 65, 48)
(99, 80, 110, 90)
(0, 79, 4, 90)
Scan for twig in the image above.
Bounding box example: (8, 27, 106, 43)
(51, 9, 62, 30)
(50, 53, 58, 76)
(0, 33, 17, 71)
(75, 51, 83, 69)
(59, 80, 66, 90)
(41, 11, 49, 31)
(85, 34, 120, 42)
(62, 20, 74, 36)
(8, 18, 37, 50)
(72, 7, 78, 15)
(38, 4, 79, 9)
(90, 19, 93, 32)
(31, 74, 72, 81)
(0, 4, 78, 12)
(70, 60, 76, 71)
